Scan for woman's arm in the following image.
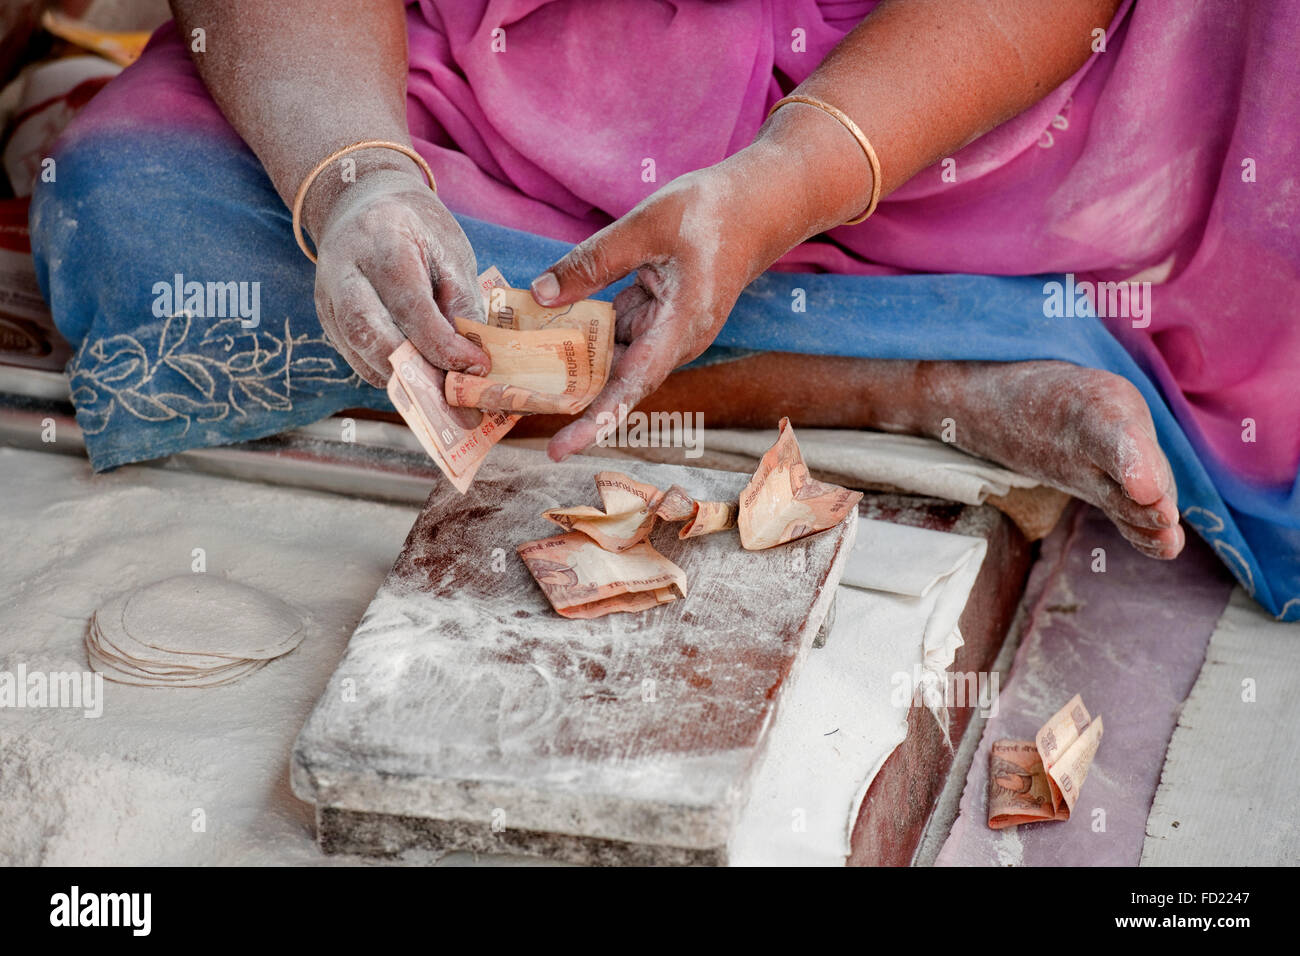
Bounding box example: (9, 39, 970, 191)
(533, 0, 1123, 459)
(754, 0, 1124, 246)
(169, 0, 410, 236)
(169, 0, 490, 387)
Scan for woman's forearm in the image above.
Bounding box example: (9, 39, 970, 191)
(168, 0, 415, 240)
(745, 0, 1123, 251)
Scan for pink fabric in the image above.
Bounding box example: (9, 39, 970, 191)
(405, 0, 1297, 488)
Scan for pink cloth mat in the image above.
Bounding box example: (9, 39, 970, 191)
(936, 504, 1234, 867)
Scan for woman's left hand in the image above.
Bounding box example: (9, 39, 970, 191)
(529, 166, 768, 460)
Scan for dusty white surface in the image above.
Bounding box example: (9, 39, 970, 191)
(0, 446, 419, 865)
(1142, 587, 1300, 865)
(0, 445, 981, 866)
(291, 448, 853, 854)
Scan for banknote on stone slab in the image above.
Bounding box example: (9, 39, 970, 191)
(543, 472, 664, 553)
(517, 531, 688, 619)
(738, 417, 863, 550)
(542, 472, 738, 552)
(656, 485, 738, 539)
(445, 287, 615, 415)
(387, 267, 520, 493)
(988, 693, 1104, 829)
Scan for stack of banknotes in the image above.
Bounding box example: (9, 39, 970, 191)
(386, 266, 613, 493)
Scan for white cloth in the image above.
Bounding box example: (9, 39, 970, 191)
(844, 518, 987, 706)
(729, 520, 987, 866)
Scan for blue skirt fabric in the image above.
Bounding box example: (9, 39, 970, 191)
(28, 124, 1300, 620)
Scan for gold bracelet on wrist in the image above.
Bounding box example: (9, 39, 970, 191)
(767, 94, 882, 226)
(290, 139, 438, 263)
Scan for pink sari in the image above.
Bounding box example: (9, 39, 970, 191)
(405, 0, 1299, 491)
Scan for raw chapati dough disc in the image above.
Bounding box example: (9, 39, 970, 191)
(84, 575, 310, 687)
(120, 575, 308, 660)
(92, 593, 236, 671)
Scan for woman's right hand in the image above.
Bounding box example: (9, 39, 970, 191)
(308, 164, 491, 389)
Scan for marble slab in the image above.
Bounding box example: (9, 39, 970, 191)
(291, 446, 854, 863)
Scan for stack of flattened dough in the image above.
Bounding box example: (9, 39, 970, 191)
(86, 575, 309, 687)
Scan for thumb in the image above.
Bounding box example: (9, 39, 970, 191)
(531, 216, 647, 307)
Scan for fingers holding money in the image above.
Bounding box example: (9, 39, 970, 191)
(310, 167, 492, 387)
(359, 242, 491, 376)
(546, 334, 676, 461)
(532, 168, 768, 460)
(314, 271, 405, 387)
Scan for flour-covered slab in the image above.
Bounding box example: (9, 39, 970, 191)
(291, 445, 854, 862)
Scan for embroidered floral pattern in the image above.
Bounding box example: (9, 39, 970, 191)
(66, 311, 362, 437)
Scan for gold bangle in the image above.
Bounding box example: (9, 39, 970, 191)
(290, 139, 438, 263)
(767, 94, 881, 226)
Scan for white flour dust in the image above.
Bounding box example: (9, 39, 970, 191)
(0, 447, 418, 864)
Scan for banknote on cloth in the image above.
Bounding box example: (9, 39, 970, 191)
(988, 693, 1104, 828)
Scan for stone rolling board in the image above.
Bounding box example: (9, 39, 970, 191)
(291, 446, 855, 865)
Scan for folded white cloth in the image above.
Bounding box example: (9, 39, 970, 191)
(844, 518, 987, 731)
(730, 519, 987, 866)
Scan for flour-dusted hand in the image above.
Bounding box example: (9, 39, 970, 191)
(310, 166, 490, 390)
(530, 168, 769, 461)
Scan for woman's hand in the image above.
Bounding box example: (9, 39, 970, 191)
(531, 166, 772, 460)
(529, 99, 880, 462)
(310, 165, 491, 389)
